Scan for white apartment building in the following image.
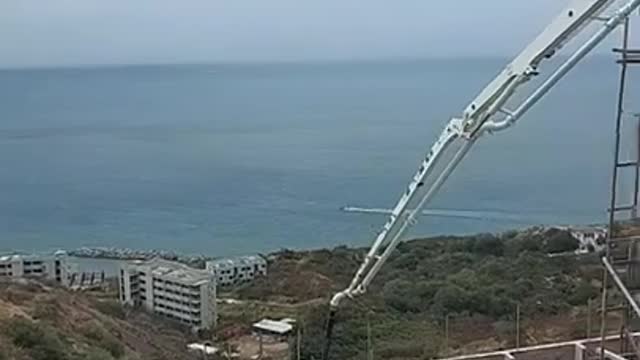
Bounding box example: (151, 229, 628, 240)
(206, 255, 267, 287)
(119, 258, 217, 330)
(0, 251, 72, 286)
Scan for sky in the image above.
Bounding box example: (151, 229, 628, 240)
(0, 0, 624, 68)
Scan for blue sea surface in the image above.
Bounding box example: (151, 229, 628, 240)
(0, 58, 635, 256)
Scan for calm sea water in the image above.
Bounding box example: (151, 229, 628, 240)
(0, 57, 636, 256)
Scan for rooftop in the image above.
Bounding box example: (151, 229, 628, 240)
(187, 343, 218, 355)
(128, 258, 213, 286)
(207, 255, 266, 268)
(0, 251, 67, 263)
(252, 319, 293, 335)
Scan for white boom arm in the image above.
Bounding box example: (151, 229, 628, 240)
(329, 0, 640, 309)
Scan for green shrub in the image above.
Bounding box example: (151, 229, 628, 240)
(83, 348, 115, 360)
(6, 317, 68, 360)
(33, 300, 62, 321)
(569, 281, 599, 306)
(83, 324, 125, 359)
(8, 317, 43, 348)
(493, 320, 516, 341)
(472, 235, 504, 256)
(93, 300, 125, 320)
(377, 340, 425, 359)
(544, 230, 579, 253)
(383, 279, 423, 313)
(431, 284, 472, 316)
(101, 336, 124, 359)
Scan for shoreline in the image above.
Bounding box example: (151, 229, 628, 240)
(66, 223, 607, 262)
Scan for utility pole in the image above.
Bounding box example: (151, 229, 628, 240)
(516, 303, 521, 349)
(297, 322, 302, 360)
(367, 312, 373, 360)
(587, 298, 592, 338)
(444, 314, 449, 356)
(259, 332, 264, 359)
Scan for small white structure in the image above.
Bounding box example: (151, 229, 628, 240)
(119, 258, 217, 330)
(252, 319, 293, 338)
(0, 251, 73, 286)
(569, 226, 607, 253)
(187, 343, 218, 355)
(552, 225, 607, 254)
(206, 255, 267, 287)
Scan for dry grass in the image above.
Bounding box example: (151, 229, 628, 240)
(0, 279, 198, 360)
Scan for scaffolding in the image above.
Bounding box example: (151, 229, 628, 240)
(599, 15, 640, 360)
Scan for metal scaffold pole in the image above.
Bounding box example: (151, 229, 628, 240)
(599, 12, 640, 360)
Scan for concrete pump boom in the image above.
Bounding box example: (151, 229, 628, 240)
(324, 0, 640, 358)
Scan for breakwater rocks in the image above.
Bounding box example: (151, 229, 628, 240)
(68, 247, 209, 268)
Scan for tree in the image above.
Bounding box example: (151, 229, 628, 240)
(383, 279, 423, 313)
(472, 235, 505, 256)
(544, 230, 579, 253)
(431, 284, 471, 316)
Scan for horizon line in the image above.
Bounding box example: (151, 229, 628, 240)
(0, 53, 614, 72)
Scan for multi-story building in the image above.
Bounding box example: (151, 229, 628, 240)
(206, 255, 267, 287)
(0, 251, 72, 286)
(119, 258, 217, 330)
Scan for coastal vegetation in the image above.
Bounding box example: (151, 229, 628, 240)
(232, 227, 601, 359)
(0, 226, 606, 360)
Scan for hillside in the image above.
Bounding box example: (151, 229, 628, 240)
(0, 226, 609, 360)
(0, 280, 198, 360)
(228, 227, 606, 359)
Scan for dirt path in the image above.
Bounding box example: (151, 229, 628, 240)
(220, 297, 326, 309)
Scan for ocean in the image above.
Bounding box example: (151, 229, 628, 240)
(0, 57, 636, 257)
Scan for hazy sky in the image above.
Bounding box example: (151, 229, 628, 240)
(0, 0, 617, 68)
